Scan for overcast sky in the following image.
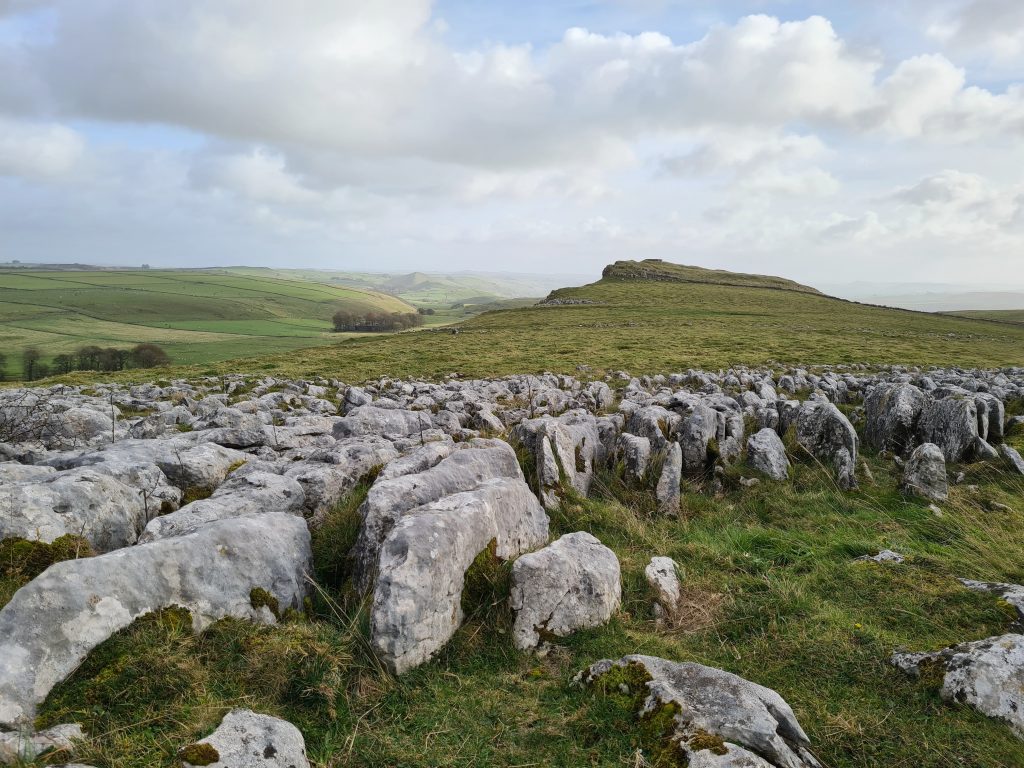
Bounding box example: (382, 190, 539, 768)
(1, 0, 1023, 286)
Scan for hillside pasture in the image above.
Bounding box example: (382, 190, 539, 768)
(0, 269, 414, 378)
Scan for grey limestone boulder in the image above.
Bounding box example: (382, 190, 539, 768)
(370, 478, 549, 673)
(578, 655, 821, 768)
(747, 428, 790, 481)
(900, 443, 948, 502)
(795, 402, 858, 490)
(893, 634, 1024, 739)
(863, 382, 926, 455)
(351, 441, 523, 593)
(140, 471, 305, 542)
(179, 709, 310, 768)
(510, 532, 621, 650)
(917, 396, 979, 462)
(0, 513, 310, 728)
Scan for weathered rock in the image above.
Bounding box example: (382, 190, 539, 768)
(900, 443, 948, 502)
(179, 709, 310, 768)
(863, 383, 926, 454)
(154, 442, 250, 492)
(974, 437, 999, 461)
(617, 433, 652, 482)
(140, 471, 305, 541)
(1000, 444, 1024, 476)
(645, 556, 682, 627)
(794, 402, 858, 490)
(856, 549, 905, 564)
(351, 442, 523, 592)
(893, 634, 1024, 738)
(677, 404, 719, 474)
(0, 468, 157, 552)
(510, 532, 621, 650)
(513, 412, 600, 507)
(656, 443, 682, 516)
(917, 397, 979, 462)
(578, 655, 821, 768)
(333, 406, 434, 439)
(746, 428, 790, 481)
(370, 478, 549, 673)
(0, 723, 83, 764)
(376, 441, 454, 482)
(0, 513, 310, 728)
(974, 393, 1005, 443)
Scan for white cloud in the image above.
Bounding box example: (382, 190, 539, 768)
(0, 117, 82, 178)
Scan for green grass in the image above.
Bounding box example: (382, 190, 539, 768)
(948, 309, 1024, 326)
(15, 446, 1024, 767)
(58, 259, 1024, 385)
(0, 268, 415, 379)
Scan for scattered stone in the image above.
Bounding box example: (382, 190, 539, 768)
(1001, 444, 1024, 476)
(893, 634, 1024, 738)
(900, 443, 948, 502)
(960, 579, 1024, 624)
(617, 433, 652, 482)
(644, 557, 682, 627)
(856, 549, 905, 564)
(747, 428, 790, 481)
(577, 655, 822, 768)
(510, 532, 621, 650)
(180, 709, 309, 768)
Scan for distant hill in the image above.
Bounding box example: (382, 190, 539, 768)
(84, 259, 1024, 383)
(600, 259, 821, 294)
(0, 268, 414, 378)
(223, 267, 590, 307)
(948, 309, 1024, 326)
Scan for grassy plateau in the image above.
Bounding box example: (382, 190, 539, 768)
(58, 259, 1024, 385)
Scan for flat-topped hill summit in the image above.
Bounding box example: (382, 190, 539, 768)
(599, 259, 822, 294)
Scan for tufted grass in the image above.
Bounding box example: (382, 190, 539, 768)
(9, 439, 1023, 767)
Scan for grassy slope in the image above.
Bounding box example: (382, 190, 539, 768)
(18, 436, 1024, 767)
(0, 269, 413, 378)
(73, 260, 1024, 384)
(948, 309, 1024, 326)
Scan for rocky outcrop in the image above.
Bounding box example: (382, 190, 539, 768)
(794, 402, 858, 490)
(917, 397, 979, 462)
(0, 467, 165, 552)
(510, 532, 621, 650)
(179, 709, 310, 768)
(1001, 444, 1024, 476)
(863, 383, 926, 455)
(900, 443, 948, 502)
(350, 441, 523, 593)
(747, 428, 790, 481)
(140, 471, 306, 541)
(0, 513, 310, 728)
(370, 478, 549, 673)
(513, 411, 601, 507)
(577, 655, 821, 768)
(0, 723, 83, 764)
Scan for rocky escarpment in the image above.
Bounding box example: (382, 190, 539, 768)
(1, 363, 1023, 762)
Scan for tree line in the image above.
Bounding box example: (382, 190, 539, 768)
(0, 343, 171, 382)
(332, 310, 425, 333)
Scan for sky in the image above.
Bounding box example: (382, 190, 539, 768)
(1, 0, 1023, 287)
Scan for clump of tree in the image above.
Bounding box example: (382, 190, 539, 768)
(332, 310, 424, 333)
(19, 343, 172, 381)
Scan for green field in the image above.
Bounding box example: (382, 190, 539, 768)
(948, 309, 1024, 326)
(70, 259, 1023, 384)
(0, 268, 415, 378)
